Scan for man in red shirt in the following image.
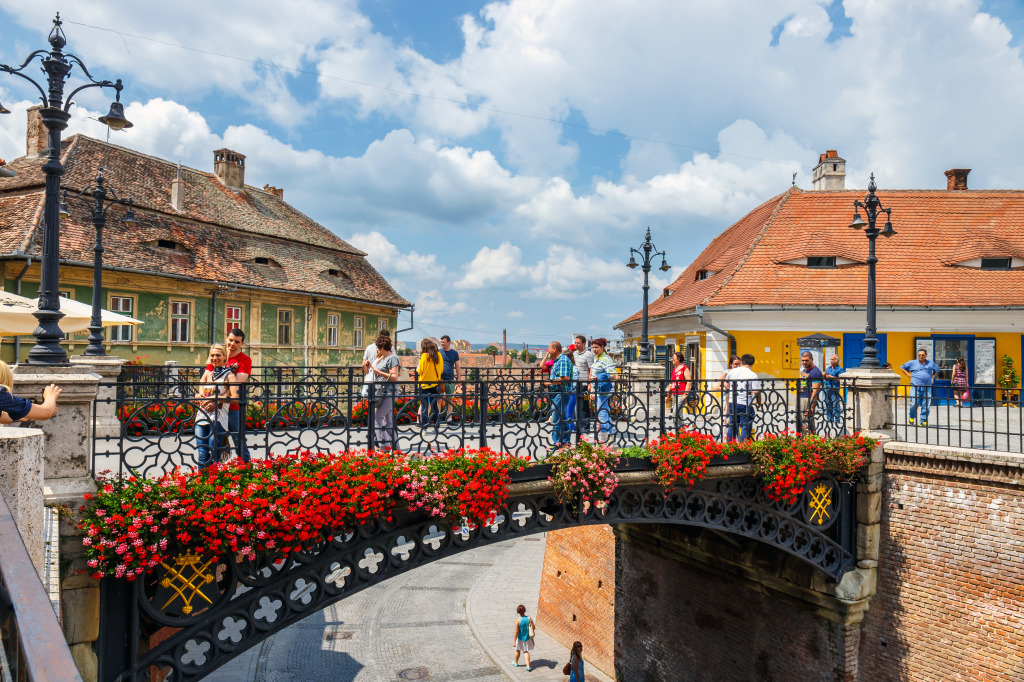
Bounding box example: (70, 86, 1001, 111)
(204, 328, 252, 462)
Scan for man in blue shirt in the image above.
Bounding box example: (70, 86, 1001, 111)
(901, 349, 940, 426)
(546, 341, 574, 447)
(798, 351, 823, 434)
(439, 335, 461, 423)
(823, 354, 846, 424)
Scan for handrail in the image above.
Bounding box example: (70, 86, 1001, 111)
(0, 493, 83, 682)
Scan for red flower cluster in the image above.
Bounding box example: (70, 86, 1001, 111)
(400, 447, 527, 525)
(647, 430, 720, 490)
(79, 448, 525, 580)
(748, 432, 873, 503)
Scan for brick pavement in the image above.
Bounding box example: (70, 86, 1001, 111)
(206, 535, 611, 681)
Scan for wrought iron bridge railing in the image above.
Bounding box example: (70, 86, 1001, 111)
(94, 375, 859, 478)
(0, 493, 82, 682)
(891, 382, 1023, 453)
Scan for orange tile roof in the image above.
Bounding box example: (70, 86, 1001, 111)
(620, 186, 1024, 326)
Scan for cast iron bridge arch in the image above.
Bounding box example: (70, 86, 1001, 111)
(97, 469, 856, 681)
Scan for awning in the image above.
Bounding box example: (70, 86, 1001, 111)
(0, 291, 143, 336)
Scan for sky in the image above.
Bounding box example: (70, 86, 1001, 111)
(2, 0, 1024, 347)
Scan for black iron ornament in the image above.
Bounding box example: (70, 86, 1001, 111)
(627, 227, 671, 363)
(849, 174, 896, 369)
(0, 13, 131, 364)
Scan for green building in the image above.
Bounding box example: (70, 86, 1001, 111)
(0, 109, 410, 366)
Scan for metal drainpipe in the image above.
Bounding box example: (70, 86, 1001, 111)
(13, 257, 32, 363)
(394, 304, 415, 351)
(209, 288, 218, 345)
(696, 305, 737, 359)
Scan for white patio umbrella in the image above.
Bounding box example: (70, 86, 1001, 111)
(0, 291, 143, 336)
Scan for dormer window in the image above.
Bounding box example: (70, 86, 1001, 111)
(807, 256, 836, 269)
(145, 239, 187, 253)
(696, 270, 715, 281)
(981, 258, 1012, 271)
(663, 288, 671, 298)
(251, 256, 282, 267)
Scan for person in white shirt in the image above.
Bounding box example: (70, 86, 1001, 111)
(724, 353, 760, 441)
(361, 329, 390, 396)
(572, 334, 594, 430)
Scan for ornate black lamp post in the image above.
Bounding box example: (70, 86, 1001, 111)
(848, 173, 896, 368)
(626, 227, 671, 363)
(0, 13, 131, 365)
(59, 170, 136, 356)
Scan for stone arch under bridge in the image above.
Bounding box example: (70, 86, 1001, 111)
(96, 467, 860, 682)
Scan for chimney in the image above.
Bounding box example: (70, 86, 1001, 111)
(944, 168, 970, 191)
(170, 164, 184, 211)
(213, 148, 246, 189)
(262, 183, 284, 199)
(26, 106, 48, 157)
(811, 149, 846, 190)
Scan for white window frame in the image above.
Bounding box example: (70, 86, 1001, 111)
(354, 316, 364, 348)
(278, 308, 292, 346)
(327, 313, 339, 347)
(169, 300, 192, 343)
(224, 304, 243, 337)
(108, 295, 135, 342)
(378, 318, 388, 332)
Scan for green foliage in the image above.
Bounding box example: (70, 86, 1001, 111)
(484, 345, 499, 356)
(998, 355, 1020, 390)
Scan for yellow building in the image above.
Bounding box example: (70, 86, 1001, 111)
(0, 109, 410, 366)
(618, 153, 1024, 391)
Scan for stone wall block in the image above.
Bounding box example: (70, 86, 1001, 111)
(70, 356, 122, 440)
(835, 566, 876, 602)
(69, 642, 98, 682)
(856, 490, 882, 525)
(856, 521, 880, 562)
(0, 428, 45, 574)
(626, 362, 666, 422)
(62, 585, 100, 644)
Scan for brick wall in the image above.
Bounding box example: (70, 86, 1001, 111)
(537, 526, 616, 677)
(858, 444, 1024, 681)
(614, 524, 851, 681)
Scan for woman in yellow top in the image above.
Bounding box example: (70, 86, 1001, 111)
(416, 338, 445, 427)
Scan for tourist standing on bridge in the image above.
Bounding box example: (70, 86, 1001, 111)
(573, 333, 594, 430)
(204, 329, 252, 463)
(0, 361, 61, 423)
(901, 349, 939, 426)
(798, 351, 823, 434)
(414, 338, 443, 427)
(368, 335, 401, 449)
(439, 335, 461, 424)
(195, 345, 238, 469)
(546, 341, 574, 447)
(512, 604, 535, 671)
(590, 338, 616, 442)
(725, 353, 760, 441)
(824, 354, 846, 424)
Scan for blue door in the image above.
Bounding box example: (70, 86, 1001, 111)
(843, 333, 887, 369)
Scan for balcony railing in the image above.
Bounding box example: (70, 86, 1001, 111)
(891, 383, 1023, 453)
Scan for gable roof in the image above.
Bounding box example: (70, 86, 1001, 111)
(619, 186, 1024, 327)
(0, 135, 409, 308)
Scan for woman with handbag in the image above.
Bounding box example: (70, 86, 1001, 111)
(665, 351, 693, 421)
(414, 338, 444, 426)
(512, 604, 535, 671)
(952, 356, 969, 407)
(368, 336, 401, 450)
(563, 641, 585, 681)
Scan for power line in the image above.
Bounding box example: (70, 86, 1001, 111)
(62, 17, 810, 171)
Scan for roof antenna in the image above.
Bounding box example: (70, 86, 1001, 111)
(792, 172, 797, 186)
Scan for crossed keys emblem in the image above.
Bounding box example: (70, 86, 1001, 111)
(808, 483, 832, 526)
(158, 553, 217, 615)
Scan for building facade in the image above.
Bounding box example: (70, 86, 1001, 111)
(0, 108, 410, 366)
(618, 153, 1024, 390)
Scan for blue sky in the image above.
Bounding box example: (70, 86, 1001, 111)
(2, 0, 1024, 346)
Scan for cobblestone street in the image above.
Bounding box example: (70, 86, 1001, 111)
(206, 535, 612, 682)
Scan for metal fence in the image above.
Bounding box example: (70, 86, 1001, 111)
(0, 493, 83, 682)
(93, 375, 859, 478)
(892, 383, 1023, 453)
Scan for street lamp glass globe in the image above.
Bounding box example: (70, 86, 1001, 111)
(880, 220, 896, 238)
(627, 255, 638, 269)
(98, 101, 133, 131)
(659, 259, 671, 271)
(849, 212, 866, 229)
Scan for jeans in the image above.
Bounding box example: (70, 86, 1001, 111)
(909, 385, 932, 423)
(550, 392, 570, 447)
(195, 420, 222, 469)
(728, 403, 754, 441)
(225, 408, 250, 463)
(595, 383, 614, 435)
(565, 393, 577, 432)
(419, 386, 440, 426)
(824, 385, 843, 423)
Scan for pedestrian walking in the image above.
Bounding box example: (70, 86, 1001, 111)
(589, 338, 616, 442)
(797, 351, 823, 434)
(901, 349, 939, 425)
(194, 345, 238, 469)
(0, 361, 61, 424)
(368, 335, 401, 449)
(512, 604, 535, 671)
(725, 353, 760, 441)
(564, 641, 585, 681)
(414, 338, 444, 426)
(824, 354, 846, 424)
(952, 356, 969, 407)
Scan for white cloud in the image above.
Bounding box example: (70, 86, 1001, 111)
(507, 311, 525, 318)
(455, 242, 527, 289)
(347, 231, 446, 280)
(414, 289, 472, 324)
